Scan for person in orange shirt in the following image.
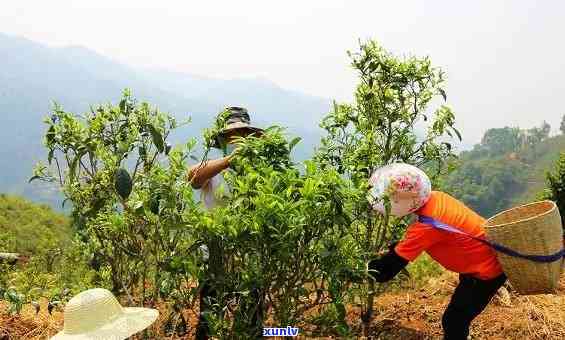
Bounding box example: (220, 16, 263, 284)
(367, 163, 506, 340)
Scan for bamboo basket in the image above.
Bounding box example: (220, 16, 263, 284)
(484, 200, 564, 295)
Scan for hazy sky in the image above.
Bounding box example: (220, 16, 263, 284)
(1, 0, 564, 145)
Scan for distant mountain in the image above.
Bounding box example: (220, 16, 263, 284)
(138, 68, 329, 129)
(0, 32, 330, 208)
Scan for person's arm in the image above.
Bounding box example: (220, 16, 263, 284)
(368, 222, 444, 282)
(187, 155, 233, 189)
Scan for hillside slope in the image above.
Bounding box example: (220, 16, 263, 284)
(444, 133, 565, 218)
(0, 194, 70, 254)
(513, 135, 565, 205)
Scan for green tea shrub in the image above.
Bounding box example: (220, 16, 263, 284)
(31, 90, 202, 336)
(315, 39, 460, 333)
(198, 127, 360, 338)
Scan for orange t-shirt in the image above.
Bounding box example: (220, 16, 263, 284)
(395, 191, 503, 280)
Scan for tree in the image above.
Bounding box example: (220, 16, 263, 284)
(541, 120, 551, 139)
(443, 158, 526, 217)
(480, 127, 522, 156)
(521, 121, 551, 159)
(541, 152, 565, 226)
(560, 114, 565, 135)
(315, 40, 460, 334)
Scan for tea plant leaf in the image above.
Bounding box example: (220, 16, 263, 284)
(289, 137, 302, 151)
(148, 124, 164, 153)
(28, 175, 41, 183)
(438, 88, 447, 101)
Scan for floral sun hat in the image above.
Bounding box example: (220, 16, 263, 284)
(367, 163, 432, 218)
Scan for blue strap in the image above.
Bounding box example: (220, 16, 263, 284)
(418, 215, 565, 263)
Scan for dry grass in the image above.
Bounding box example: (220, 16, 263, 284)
(519, 294, 565, 339)
(0, 298, 62, 339)
(366, 272, 565, 339)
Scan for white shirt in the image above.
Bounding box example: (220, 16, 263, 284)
(200, 171, 231, 210)
(199, 170, 231, 261)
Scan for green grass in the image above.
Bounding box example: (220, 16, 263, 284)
(404, 253, 444, 288)
(386, 253, 445, 291)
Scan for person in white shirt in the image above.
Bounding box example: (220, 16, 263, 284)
(187, 107, 263, 340)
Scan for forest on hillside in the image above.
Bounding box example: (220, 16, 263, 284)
(1, 40, 564, 339)
(442, 121, 565, 218)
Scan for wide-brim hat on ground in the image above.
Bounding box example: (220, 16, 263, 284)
(51, 288, 159, 340)
(213, 106, 264, 148)
(367, 163, 432, 218)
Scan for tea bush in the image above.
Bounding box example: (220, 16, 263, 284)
(196, 127, 361, 338)
(30, 90, 203, 336)
(315, 39, 460, 333)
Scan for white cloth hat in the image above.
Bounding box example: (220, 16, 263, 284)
(367, 163, 432, 217)
(51, 288, 159, 340)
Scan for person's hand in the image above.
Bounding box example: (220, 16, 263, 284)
(366, 242, 408, 283)
(226, 146, 241, 163)
(375, 248, 389, 257)
(373, 241, 398, 258)
(366, 258, 381, 281)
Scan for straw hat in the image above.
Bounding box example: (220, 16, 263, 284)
(51, 288, 159, 340)
(213, 107, 264, 148)
(367, 163, 432, 218)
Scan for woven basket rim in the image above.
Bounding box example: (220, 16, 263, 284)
(485, 200, 557, 229)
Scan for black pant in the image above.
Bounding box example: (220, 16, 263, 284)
(196, 280, 264, 339)
(442, 273, 507, 340)
(196, 280, 216, 340)
(196, 238, 225, 340)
